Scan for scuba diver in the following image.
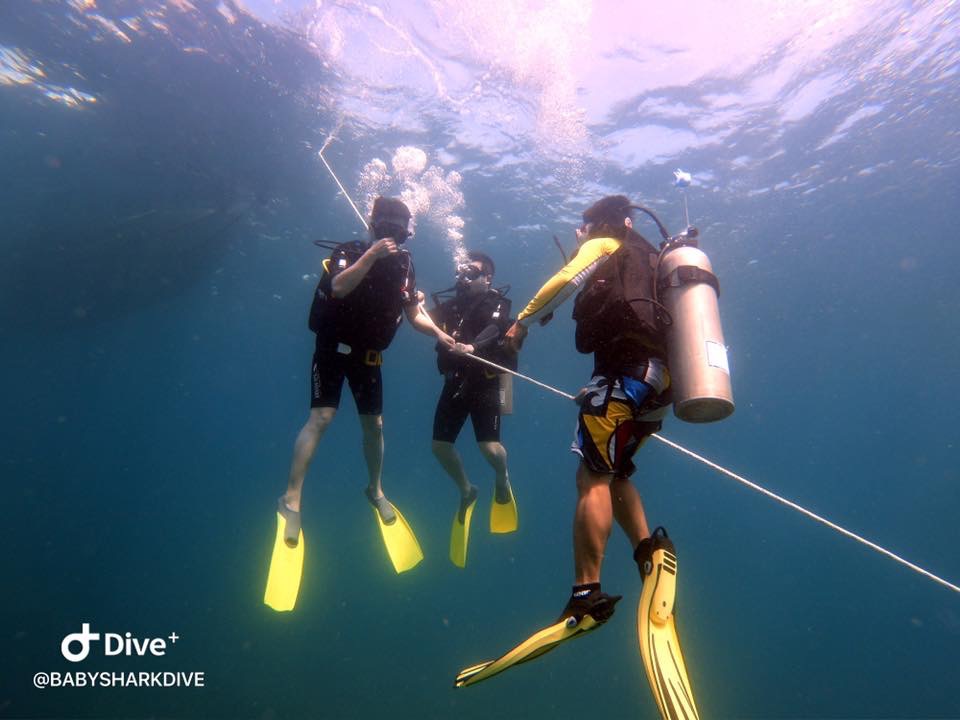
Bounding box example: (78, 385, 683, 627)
(457, 196, 712, 720)
(428, 251, 517, 568)
(265, 196, 455, 611)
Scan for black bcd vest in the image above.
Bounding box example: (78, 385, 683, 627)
(308, 241, 412, 351)
(434, 290, 515, 375)
(571, 233, 666, 355)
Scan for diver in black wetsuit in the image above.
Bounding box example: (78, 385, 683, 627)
(429, 252, 516, 545)
(278, 196, 455, 545)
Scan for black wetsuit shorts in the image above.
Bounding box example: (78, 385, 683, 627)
(310, 338, 384, 415)
(432, 373, 501, 443)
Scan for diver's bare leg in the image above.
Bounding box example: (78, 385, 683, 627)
(359, 413, 385, 497)
(611, 476, 650, 548)
(284, 406, 337, 512)
(477, 441, 509, 490)
(573, 462, 614, 585)
(432, 440, 473, 496)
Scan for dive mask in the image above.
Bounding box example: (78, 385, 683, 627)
(373, 221, 411, 242)
(456, 264, 484, 281)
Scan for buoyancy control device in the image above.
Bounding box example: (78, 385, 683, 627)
(570, 204, 734, 423)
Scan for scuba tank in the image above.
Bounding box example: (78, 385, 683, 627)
(568, 199, 734, 423)
(498, 373, 514, 415)
(490, 292, 514, 415)
(656, 229, 734, 422)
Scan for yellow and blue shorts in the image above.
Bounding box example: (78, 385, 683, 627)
(571, 366, 669, 478)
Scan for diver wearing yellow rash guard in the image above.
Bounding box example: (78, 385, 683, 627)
(514, 235, 622, 328)
(454, 196, 700, 718)
(515, 231, 669, 375)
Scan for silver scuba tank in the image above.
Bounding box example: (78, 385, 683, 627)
(657, 241, 734, 422)
(498, 372, 514, 415)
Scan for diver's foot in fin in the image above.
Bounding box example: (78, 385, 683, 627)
(490, 479, 518, 533)
(636, 525, 699, 720)
(277, 496, 302, 548)
(265, 502, 305, 612)
(458, 485, 479, 524)
(371, 497, 423, 573)
(454, 592, 613, 688)
(451, 486, 479, 568)
(365, 487, 397, 525)
(634, 526, 670, 579)
(559, 584, 622, 625)
(494, 478, 512, 505)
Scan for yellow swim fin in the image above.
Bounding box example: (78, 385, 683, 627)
(456, 592, 620, 688)
(450, 489, 478, 568)
(264, 511, 304, 612)
(371, 501, 423, 573)
(455, 614, 599, 688)
(637, 527, 700, 720)
(489, 483, 518, 534)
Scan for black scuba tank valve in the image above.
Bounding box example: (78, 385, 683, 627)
(662, 226, 699, 250)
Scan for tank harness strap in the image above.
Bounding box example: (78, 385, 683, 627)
(364, 349, 383, 367)
(658, 265, 720, 297)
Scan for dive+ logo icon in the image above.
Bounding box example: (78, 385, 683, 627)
(61, 623, 100, 662)
(60, 623, 177, 662)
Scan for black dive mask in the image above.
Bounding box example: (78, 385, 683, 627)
(456, 264, 484, 282)
(372, 221, 411, 243)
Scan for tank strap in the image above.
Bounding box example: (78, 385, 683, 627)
(658, 265, 720, 296)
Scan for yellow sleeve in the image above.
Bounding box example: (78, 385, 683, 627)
(517, 237, 621, 326)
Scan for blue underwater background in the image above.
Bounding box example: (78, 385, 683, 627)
(1, 2, 959, 718)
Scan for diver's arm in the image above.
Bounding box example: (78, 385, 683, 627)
(330, 239, 397, 298)
(405, 299, 456, 348)
(505, 237, 620, 352)
(516, 237, 621, 326)
(459, 323, 500, 354)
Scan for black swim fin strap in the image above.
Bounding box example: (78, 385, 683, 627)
(634, 538, 653, 575)
(571, 582, 601, 597)
(634, 526, 669, 577)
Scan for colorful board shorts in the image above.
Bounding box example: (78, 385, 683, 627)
(572, 359, 670, 478)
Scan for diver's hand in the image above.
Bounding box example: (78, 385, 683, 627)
(452, 342, 474, 355)
(436, 331, 456, 350)
(367, 238, 398, 260)
(505, 321, 527, 352)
